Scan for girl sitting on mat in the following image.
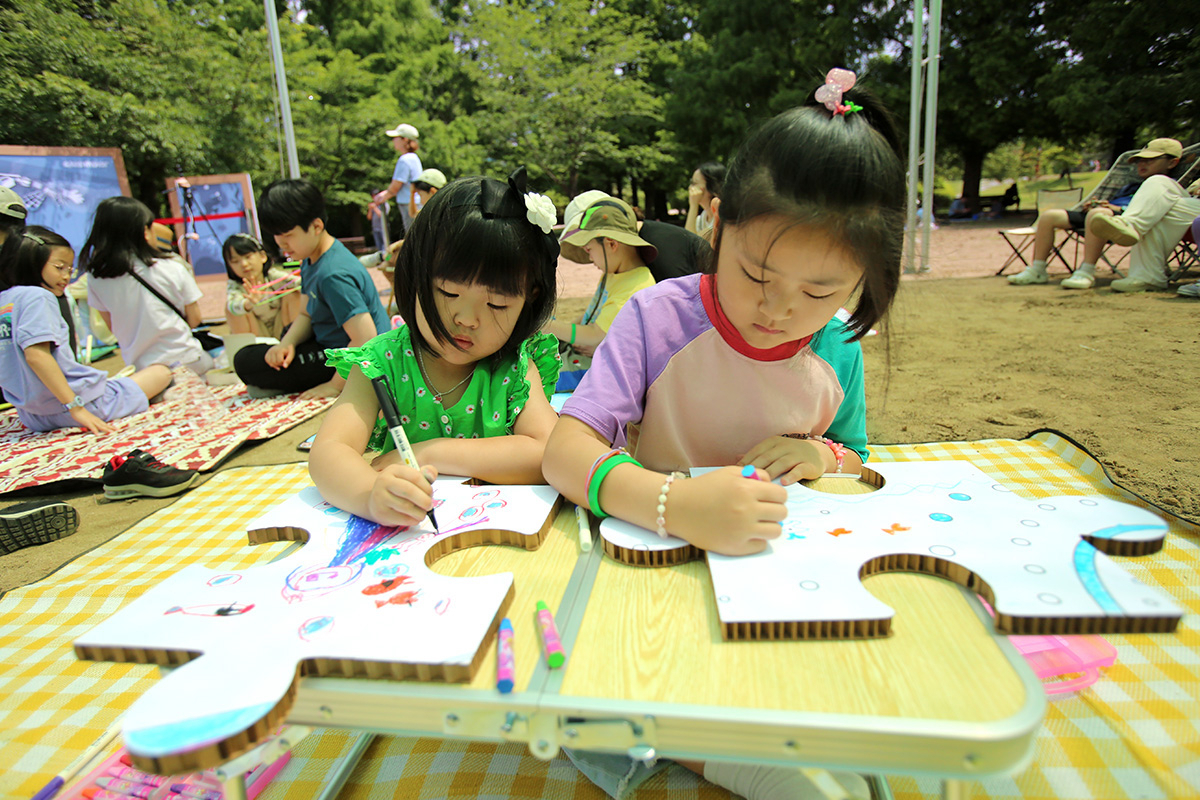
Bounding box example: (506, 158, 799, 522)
(222, 233, 302, 339)
(543, 70, 903, 800)
(80, 197, 213, 375)
(309, 168, 560, 526)
(0, 227, 172, 434)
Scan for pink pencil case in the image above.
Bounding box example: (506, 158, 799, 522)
(1008, 633, 1117, 694)
(61, 748, 290, 800)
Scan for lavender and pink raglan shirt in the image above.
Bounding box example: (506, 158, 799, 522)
(560, 273, 868, 473)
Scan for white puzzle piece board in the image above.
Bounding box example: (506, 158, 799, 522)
(600, 461, 1182, 639)
(75, 480, 560, 773)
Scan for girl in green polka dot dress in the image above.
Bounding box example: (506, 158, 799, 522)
(309, 168, 561, 526)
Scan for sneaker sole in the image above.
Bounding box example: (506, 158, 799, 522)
(104, 473, 200, 500)
(0, 504, 80, 554)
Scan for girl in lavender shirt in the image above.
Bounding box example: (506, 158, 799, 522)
(0, 228, 171, 434)
(543, 75, 905, 800)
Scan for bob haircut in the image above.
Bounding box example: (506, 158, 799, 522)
(393, 175, 558, 362)
(695, 161, 726, 196)
(707, 88, 906, 341)
(222, 233, 271, 283)
(78, 196, 159, 279)
(0, 226, 71, 293)
(257, 179, 327, 238)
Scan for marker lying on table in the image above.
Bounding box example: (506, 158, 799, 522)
(574, 504, 592, 552)
(370, 375, 439, 532)
(30, 720, 121, 800)
(496, 618, 515, 693)
(535, 601, 566, 668)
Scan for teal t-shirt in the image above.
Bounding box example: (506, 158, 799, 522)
(302, 239, 390, 348)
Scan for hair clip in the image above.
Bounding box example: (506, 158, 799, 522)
(814, 68, 858, 115)
(23, 231, 45, 245)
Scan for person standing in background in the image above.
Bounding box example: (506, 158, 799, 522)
(367, 123, 423, 237)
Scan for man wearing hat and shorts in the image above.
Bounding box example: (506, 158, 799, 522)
(1008, 137, 1198, 291)
(544, 197, 658, 391)
(367, 122, 422, 235)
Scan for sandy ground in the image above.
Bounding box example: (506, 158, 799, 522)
(2, 214, 1197, 593)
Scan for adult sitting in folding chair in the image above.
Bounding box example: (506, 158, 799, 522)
(1087, 150, 1200, 293)
(1006, 140, 1181, 289)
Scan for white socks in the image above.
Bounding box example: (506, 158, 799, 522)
(702, 761, 870, 800)
(1076, 261, 1096, 278)
(1029, 259, 1049, 277)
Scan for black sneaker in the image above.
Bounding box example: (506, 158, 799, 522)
(103, 449, 199, 500)
(0, 500, 80, 554)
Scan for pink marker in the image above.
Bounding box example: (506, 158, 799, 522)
(94, 777, 155, 798)
(107, 766, 167, 787)
(496, 618, 515, 693)
(535, 601, 566, 668)
(170, 784, 222, 800)
(741, 464, 762, 481)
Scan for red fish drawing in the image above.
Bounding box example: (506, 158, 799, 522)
(362, 575, 413, 595)
(375, 590, 419, 608)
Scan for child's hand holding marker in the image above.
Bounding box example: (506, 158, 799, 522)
(369, 463, 439, 528)
(665, 465, 787, 556)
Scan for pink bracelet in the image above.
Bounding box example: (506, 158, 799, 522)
(586, 448, 626, 502)
(787, 433, 847, 473)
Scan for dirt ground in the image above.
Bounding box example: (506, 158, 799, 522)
(2, 215, 1197, 594)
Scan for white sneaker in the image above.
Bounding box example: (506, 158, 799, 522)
(1061, 273, 1094, 290)
(1007, 267, 1048, 285)
(1177, 282, 1200, 298)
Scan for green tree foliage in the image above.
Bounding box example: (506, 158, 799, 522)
(0, 0, 277, 205)
(1042, 0, 1199, 158)
(665, 0, 902, 167)
(457, 0, 663, 198)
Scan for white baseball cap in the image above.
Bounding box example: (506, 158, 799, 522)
(413, 168, 447, 189)
(0, 186, 27, 221)
(385, 123, 419, 140)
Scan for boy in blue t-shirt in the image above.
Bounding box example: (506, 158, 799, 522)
(233, 180, 389, 398)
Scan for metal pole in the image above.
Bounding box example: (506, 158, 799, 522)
(919, 0, 943, 273)
(264, 0, 301, 179)
(904, 0, 924, 274)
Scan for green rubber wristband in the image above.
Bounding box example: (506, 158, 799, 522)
(587, 454, 639, 518)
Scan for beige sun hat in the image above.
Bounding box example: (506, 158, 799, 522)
(560, 196, 656, 264)
(1132, 138, 1182, 160)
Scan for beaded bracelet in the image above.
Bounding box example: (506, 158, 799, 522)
(654, 472, 686, 539)
(587, 452, 641, 518)
(787, 433, 847, 473)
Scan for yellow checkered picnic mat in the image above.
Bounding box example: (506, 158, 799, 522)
(1, 432, 1196, 799)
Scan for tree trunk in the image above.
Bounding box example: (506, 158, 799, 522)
(630, 174, 640, 211)
(961, 151, 985, 209)
(1110, 130, 1137, 165)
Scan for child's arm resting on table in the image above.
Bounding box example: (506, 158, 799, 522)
(543, 415, 787, 556)
(374, 362, 557, 485)
(309, 365, 436, 526)
(23, 343, 114, 434)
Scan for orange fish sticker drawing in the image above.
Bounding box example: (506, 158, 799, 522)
(881, 523, 910, 535)
(826, 528, 852, 537)
(362, 575, 413, 595)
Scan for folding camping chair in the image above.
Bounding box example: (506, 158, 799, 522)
(996, 187, 1082, 275)
(1167, 217, 1200, 285)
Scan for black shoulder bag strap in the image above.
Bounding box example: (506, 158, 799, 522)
(125, 264, 190, 324)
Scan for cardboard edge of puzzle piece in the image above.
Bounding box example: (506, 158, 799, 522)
(74, 483, 562, 774)
(599, 460, 1182, 641)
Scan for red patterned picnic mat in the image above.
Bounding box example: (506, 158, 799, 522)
(0, 370, 331, 494)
